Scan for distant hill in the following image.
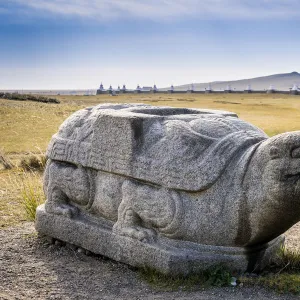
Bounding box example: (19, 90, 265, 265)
(2, 72, 300, 94)
(170, 72, 300, 91)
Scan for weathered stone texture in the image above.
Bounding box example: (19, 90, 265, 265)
(36, 103, 300, 274)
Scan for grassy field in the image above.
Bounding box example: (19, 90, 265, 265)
(1, 92, 300, 227)
(2, 93, 300, 293)
(1, 93, 300, 155)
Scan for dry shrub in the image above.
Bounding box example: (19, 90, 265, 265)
(0, 149, 14, 169)
(0, 92, 60, 103)
(19, 153, 47, 171)
(274, 246, 300, 272)
(9, 170, 45, 221)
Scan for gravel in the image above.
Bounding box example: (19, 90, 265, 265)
(1, 222, 300, 300)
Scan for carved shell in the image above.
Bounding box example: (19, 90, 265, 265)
(47, 104, 268, 191)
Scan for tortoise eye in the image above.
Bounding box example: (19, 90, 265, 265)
(292, 147, 300, 158)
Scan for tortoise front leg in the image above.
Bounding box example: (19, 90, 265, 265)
(45, 186, 78, 218)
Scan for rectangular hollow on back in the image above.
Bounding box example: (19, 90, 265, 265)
(89, 106, 237, 175)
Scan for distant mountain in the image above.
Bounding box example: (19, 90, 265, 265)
(170, 72, 300, 91)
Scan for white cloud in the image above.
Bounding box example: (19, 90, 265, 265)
(8, 0, 300, 20)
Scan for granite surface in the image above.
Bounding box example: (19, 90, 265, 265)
(36, 103, 300, 274)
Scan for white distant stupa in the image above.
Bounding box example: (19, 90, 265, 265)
(136, 84, 141, 91)
(168, 84, 174, 93)
(108, 85, 113, 91)
(205, 83, 212, 93)
(122, 84, 126, 91)
(267, 84, 275, 93)
(96, 82, 106, 94)
(225, 85, 232, 92)
(153, 84, 158, 92)
(187, 83, 195, 92)
(244, 84, 252, 93)
(291, 84, 299, 95)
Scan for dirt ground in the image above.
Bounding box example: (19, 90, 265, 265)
(1, 222, 300, 300)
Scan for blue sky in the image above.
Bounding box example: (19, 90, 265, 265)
(0, 0, 300, 89)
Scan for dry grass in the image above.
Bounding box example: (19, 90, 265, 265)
(1, 93, 300, 229)
(54, 93, 300, 137)
(19, 153, 47, 171)
(1, 170, 27, 227)
(1, 94, 300, 154)
(0, 169, 45, 227)
(0, 148, 13, 169)
(16, 171, 45, 221)
(0, 100, 80, 153)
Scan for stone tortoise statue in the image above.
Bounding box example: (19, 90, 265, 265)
(36, 103, 300, 275)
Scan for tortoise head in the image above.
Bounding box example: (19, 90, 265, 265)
(261, 131, 300, 208)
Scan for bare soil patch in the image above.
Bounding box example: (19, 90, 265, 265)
(1, 222, 300, 300)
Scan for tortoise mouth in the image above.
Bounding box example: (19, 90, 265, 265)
(284, 172, 300, 181)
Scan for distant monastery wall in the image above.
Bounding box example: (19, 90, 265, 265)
(96, 84, 299, 96)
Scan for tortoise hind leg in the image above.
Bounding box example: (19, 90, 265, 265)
(113, 205, 157, 243)
(113, 180, 180, 243)
(112, 180, 158, 242)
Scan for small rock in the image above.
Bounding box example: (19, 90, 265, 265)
(77, 247, 85, 254)
(230, 277, 237, 286)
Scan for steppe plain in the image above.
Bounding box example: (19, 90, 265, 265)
(1, 93, 300, 299)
